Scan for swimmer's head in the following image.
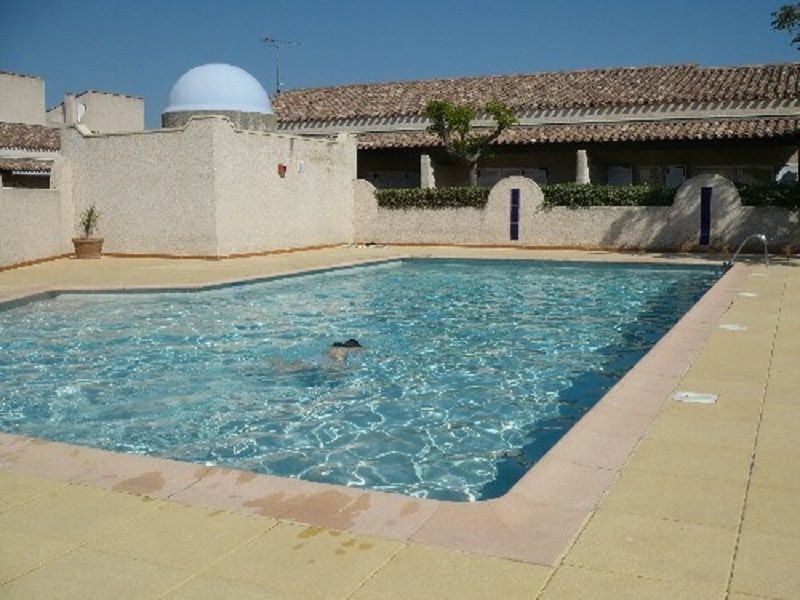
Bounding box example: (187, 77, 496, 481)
(332, 339, 362, 348)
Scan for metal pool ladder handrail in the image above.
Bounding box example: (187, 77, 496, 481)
(723, 233, 769, 269)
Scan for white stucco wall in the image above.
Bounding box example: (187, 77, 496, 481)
(59, 117, 357, 257)
(213, 122, 357, 255)
(61, 119, 219, 255)
(74, 92, 144, 132)
(46, 92, 144, 132)
(0, 187, 70, 268)
(355, 176, 543, 245)
(354, 175, 800, 251)
(0, 73, 46, 125)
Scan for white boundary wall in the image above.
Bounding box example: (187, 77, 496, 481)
(0, 159, 73, 268)
(354, 174, 800, 252)
(0, 187, 71, 267)
(60, 117, 356, 257)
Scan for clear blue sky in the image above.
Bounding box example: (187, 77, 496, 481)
(1, 0, 797, 128)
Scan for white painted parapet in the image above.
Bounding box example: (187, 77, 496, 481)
(353, 174, 800, 252)
(354, 176, 544, 245)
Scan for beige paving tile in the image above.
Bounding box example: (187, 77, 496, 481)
(207, 522, 403, 599)
(87, 501, 274, 571)
(660, 397, 763, 423)
(539, 564, 723, 599)
(767, 346, 800, 372)
(673, 373, 766, 405)
(411, 493, 589, 565)
(351, 543, 551, 599)
(730, 529, 800, 599)
(645, 406, 758, 450)
(623, 436, 753, 484)
(764, 372, 800, 405)
(741, 485, 800, 538)
(699, 333, 775, 360)
(0, 483, 156, 543)
(749, 446, 800, 491)
(565, 510, 736, 585)
(755, 403, 799, 454)
(0, 548, 189, 599)
(0, 470, 66, 512)
(685, 355, 771, 386)
(165, 575, 274, 599)
(0, 528, 75, 585)
(600, 469, 746, 529)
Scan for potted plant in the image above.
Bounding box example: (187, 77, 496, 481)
(72, 205, 103, 259)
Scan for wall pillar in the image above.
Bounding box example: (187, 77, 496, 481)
(63, 94, 78, 125)
(420, 153, 436, 189)
(576, 149, 590, 184)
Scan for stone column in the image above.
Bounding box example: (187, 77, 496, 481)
(576, 149, 590, 184)
(420, 154, 436, 189)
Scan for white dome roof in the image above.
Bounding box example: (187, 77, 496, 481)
(164, 63, 273, 114)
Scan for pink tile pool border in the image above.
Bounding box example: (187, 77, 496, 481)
(0, 258, 748, 565)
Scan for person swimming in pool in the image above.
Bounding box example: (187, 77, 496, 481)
(328, 338, 363, 362)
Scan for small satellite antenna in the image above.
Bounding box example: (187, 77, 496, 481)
(261, 36, 300, 97)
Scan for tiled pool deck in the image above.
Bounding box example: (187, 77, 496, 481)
(0, 247, 798, 598)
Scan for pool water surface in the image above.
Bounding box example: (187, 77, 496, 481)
(0, 259, 720, 501)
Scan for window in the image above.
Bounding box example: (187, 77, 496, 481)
(607, 166, 632, 186)
(637, 166, 662, 186)
(665, 165, 686, 189)
(477, 167, 548, 187)
(363, 171, 420, 189)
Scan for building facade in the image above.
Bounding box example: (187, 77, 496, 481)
(273, 63, 800, 189)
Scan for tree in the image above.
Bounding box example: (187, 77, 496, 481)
(772, 3, 800, 49)
(425, 99, 517, 187)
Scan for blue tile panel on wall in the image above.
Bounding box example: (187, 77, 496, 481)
(510, 188, 520, 241)
(700, 186, 712, 246)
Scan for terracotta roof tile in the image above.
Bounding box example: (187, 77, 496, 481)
(0, 122, 61, 151)
(0, 158, 52, 172)
(275, 63, 800, 123)
(356, 118, 800, 149)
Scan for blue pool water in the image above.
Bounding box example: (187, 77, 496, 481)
(0, 259, 720, 501)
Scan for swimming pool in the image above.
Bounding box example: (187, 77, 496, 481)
(0, 259, 720, 501)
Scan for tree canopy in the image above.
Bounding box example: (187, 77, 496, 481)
(772, 3, 800, 48)
(424, 99, 517, 186)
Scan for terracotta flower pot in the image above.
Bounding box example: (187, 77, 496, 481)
(72, 237, 104, 259)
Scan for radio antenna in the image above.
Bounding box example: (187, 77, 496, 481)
(261, 36, 300, 97)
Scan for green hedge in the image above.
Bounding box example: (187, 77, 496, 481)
(738, 183, 800, 212)
(375, 187, 489, 210)
(374, 182, 800, 212)
(542, 184, 675, 208)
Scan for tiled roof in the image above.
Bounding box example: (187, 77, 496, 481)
(0, 122, 61, 151)
(356, 118, 800, 149)
(274, 63, 800, 123)
(0, 158, 53, 172)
